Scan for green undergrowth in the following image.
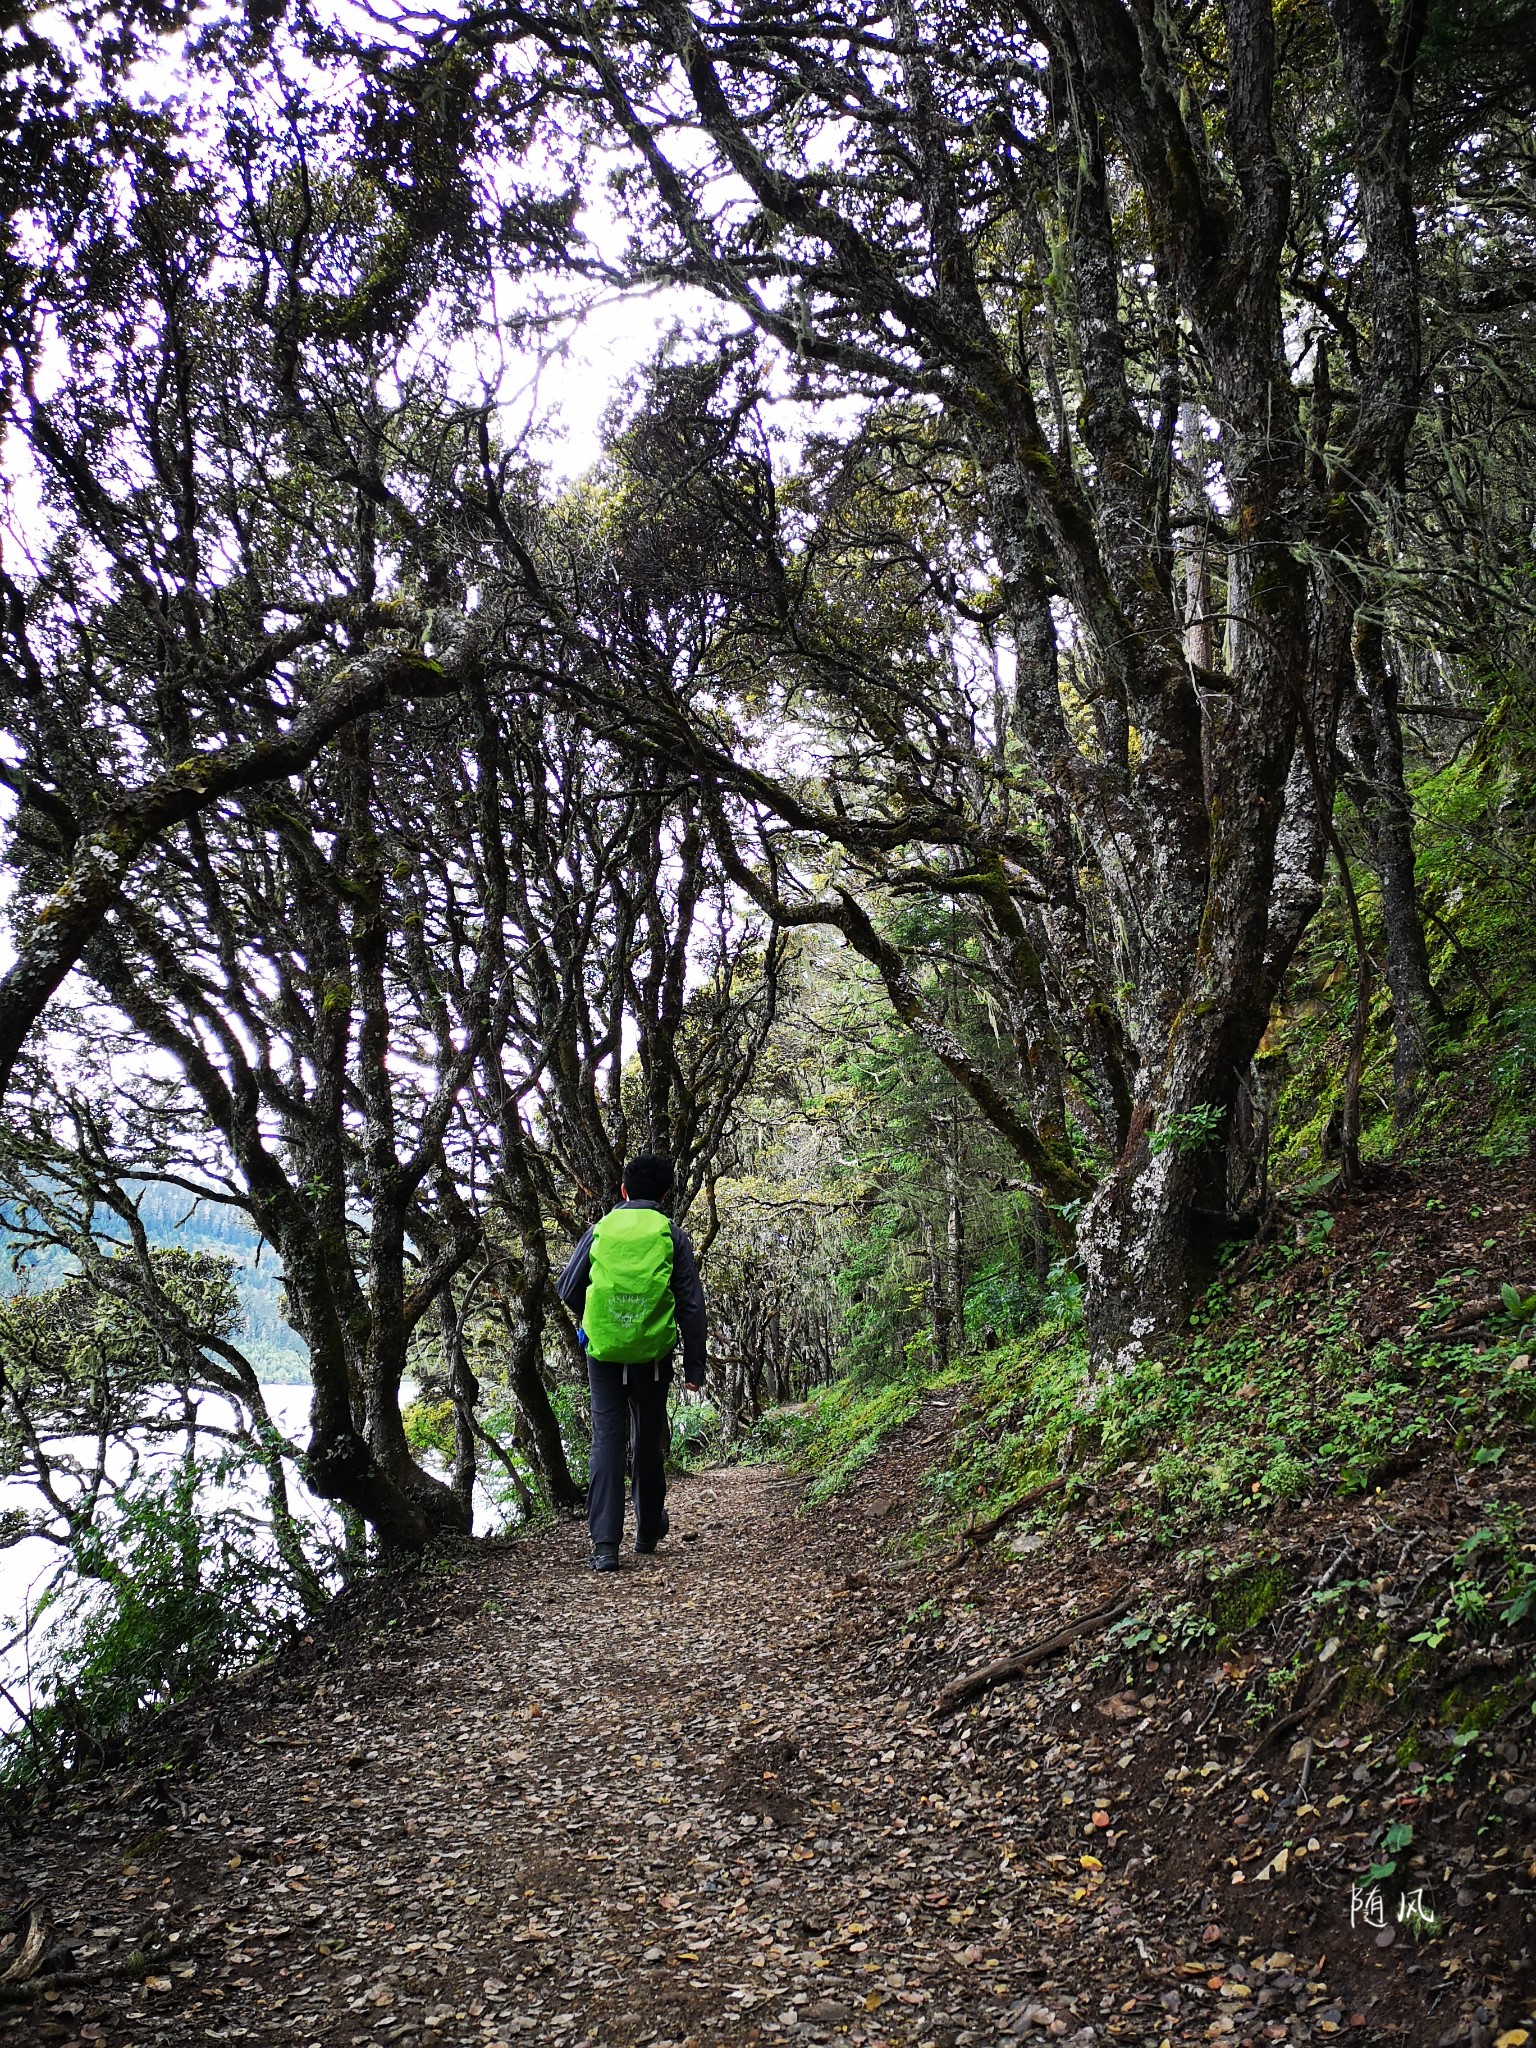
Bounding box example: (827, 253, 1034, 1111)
(774, 1228, 1536, 1752)
(1, 1455, 328, 1793)
(779, 1234, 1536, 1548)
(1267, 714, 1536, 1188)
(772, 1371, 953, 1504)
(403, 1388, 594, 1527)
(669, 1396, 727, 1472)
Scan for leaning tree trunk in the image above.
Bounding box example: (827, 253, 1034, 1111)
(496, 1142, 585, 1513)
(91, 929, 449, 1550)
(1340, 620, 1441, 1115)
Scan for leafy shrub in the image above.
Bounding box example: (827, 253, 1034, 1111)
(669, 1396, 724, 1472)
(736, 1404, 819, 1465)
(1150, 1102, 1225, 1157)
(1260, 1450, 1310, 1502)
(2, 1451, 329, 1790)
(1492, 1000, 1536, 1101)
(547, 1381, 591, 1486)
(1150, 1450, 1203, 1507)
(963, 1265, 1041, 1345)
(403, 1396, 457, 1463)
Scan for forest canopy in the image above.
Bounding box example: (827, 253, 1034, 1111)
(1, 0, 1534, 1645)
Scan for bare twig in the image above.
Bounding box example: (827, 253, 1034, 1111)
(1193, 1682, 1233, 1739)
(1422, 905, 1495, 1002)
(1296, 1736, 1317, 1799)
(934, 1591, 1135, 1717)
(957, 1475, 1068, 1552)
(1314, 1544, 1358, 1593)
(0, 1939, 176, 2006)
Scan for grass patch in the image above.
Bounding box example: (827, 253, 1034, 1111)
(763, 1368, 940, 1503)
(924, 1299, 1091, 1527)
(670, 1396, 726, 1472)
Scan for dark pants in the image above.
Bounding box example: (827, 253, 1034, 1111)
(587, 1357, 672, 1547)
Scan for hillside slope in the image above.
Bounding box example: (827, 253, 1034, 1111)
(782, 1152, 1536, 2047)
(3, 1153, 1533, 2048)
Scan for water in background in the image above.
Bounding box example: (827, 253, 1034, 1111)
(0, 1386, 322, 1723)
(0, 1381, 509, 1729)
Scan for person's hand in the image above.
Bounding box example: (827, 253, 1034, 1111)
(682, 1380, 705, 1404)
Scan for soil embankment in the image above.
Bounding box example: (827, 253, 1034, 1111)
(4, 1370, 1534, 2048)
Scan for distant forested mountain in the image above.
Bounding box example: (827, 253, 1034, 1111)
(1, 1186, 310, 1385)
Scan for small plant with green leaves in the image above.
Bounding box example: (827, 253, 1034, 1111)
(2, 1449, 334, 1791)
(1494, 1281, 1536, 1344)
(1108, 1598, 1218, 1666)
(1149, 1102, 1224, 1157)
(1410, 1504, 1536, 1655)
(1363, 1819, 1415, 1885)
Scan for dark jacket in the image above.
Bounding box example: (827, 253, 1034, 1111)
(555, 1199, 707, 1386)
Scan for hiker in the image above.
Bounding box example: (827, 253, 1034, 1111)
(555, 1153, 707, 1572)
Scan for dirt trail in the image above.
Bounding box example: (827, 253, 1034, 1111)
(5, 1455, 1516, 2048)
(6, 1468, 1105, 2048)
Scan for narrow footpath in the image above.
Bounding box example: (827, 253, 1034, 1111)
(2, 1457, 1506, 2048)
(6, 1467, 1146, 2048)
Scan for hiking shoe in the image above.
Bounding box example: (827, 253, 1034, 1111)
(591, 1543, 620, 1573)
(635, 1511, 670, 1556)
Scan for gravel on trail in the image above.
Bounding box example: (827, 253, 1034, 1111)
(2, 1455, 1513, 2048)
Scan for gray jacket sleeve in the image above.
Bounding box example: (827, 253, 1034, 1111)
(669, 1223, 708, 1385)
(555, 1225, 596, 1312)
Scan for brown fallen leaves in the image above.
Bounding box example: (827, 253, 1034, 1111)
(3, 1409, 1534, 2048)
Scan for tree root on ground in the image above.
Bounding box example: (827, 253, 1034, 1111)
(1201, 1668, 1344, 1800)
(0, 1941, 174, 2006)
(933, 1590, 1134, 1716)
(956, 1476, 1068, 1556)
(0, 1910, 47, 1986)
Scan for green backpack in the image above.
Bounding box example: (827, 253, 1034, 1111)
(582, 1207, 678, 1363)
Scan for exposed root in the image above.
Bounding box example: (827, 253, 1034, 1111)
(956, 1475, 1068, 1554)
(0, 1908, 47, 1986)
(933, 1591, 1134, 1717)
(1201, 1668, 1344, 1800)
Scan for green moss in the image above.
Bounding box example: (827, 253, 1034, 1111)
(1211, 1560, 1293, 1635)
(1445, 1683, 1516, 1734)
(1340, 1655, 1389, 1708)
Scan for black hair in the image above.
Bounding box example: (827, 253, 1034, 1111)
(623, 1153, 675, 1201)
